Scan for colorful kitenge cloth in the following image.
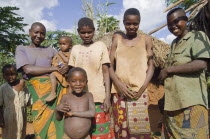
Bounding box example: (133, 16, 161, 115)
(112, 93, 151, 139)
(27, 76, 67, 139)
(163, 105, 209, 139)
(90, 103, 115, 139)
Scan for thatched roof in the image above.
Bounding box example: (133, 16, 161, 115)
(95, 30, 170, 68)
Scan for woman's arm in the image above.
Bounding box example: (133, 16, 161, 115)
(69, 93, 95, 118)
(109, 34, 134, 98)
(22, 65, 58, 75)
(134, 35, 155, 99)
(158, 59, 208, 81)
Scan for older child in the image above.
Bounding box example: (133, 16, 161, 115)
(68, 17, 115, 139)
(55, 67, 95, 139)
(109, 8, 154, 138)
(159, 8, 210, 138)
(0, 64, 30, 139)
(45, 36, 72, 102)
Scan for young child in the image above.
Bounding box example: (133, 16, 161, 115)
(158, 8, 210, 138)
(68, 17, 115, 138)
(0, 64, 30, 139)
(45, 36, 72, 102)
(109, 8, 154, 138)
(55, 67, 95, 139)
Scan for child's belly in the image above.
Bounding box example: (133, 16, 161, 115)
(64, 117, 91, 139)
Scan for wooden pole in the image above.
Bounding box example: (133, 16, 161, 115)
(164, 0, 186, 13)
(148, 24, 167, 35)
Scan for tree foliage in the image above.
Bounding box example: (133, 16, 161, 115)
(96, 1, 119, 35)
(165, 0, 198, 9)
(97, 16, 119, 33)
(41, 31, 82, 50)
(0, 6, 28, 55)
(81, 0, 120, 38)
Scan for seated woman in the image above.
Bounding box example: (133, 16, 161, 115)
(15, 22, 69, 138)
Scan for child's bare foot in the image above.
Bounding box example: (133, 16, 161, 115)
(44, 93, 57, 102)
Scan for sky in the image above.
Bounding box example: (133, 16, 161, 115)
(0, 0, 176, 44)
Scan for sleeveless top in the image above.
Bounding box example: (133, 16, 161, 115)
(111, 35, 148, 93)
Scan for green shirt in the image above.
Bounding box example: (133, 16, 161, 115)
(164, 31, 210, 111)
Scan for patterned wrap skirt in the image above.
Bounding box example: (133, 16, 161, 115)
(163, 105, 209, 139)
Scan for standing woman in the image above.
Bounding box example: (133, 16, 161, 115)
(15, 22, 68, 139)
(159, 8, 209, 138)
(109, 8, 154, 139)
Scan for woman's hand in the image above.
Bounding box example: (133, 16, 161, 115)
(133, 85, 146, 100)
(115, 80, 134, 99)
(58, 64, 69, 75)
(158, 68, 169, 82)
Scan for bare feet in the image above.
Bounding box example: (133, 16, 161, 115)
(44, 93, 57, 102)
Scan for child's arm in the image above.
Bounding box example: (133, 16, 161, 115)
(134, 35, 155, 99)
(58, 51, 69, 63)
(158, 59, 208, 81)
(55, 95, 70, 121)
(109, 34, 134, 98)
(68, 93, 95, 118)
(102, 64, 111, 113)
(0, 106, 4, 128)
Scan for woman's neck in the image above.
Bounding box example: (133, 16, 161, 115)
(177, 30, 189, 42)
(29, 43, 41, 48)
(126, 33, 138, 40)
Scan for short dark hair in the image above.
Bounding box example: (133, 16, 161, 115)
(30, 22, 46, 31)
(59, 36, 72, 44)
(78, 17, 95, 30)
(2, 64, 16, 73)
(123, 8, 140, 21)
(167, 7, 186, 17)
(67, 67, 87, 80)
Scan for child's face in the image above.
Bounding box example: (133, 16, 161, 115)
(59, 38, 72, 52)
(3, 67, 18, 84)
(69, 71, 87, 94)
(167, 12, 187, 37)
(29, 25, 46, 46)
(123, 15, 140, 36)
(78, 26, 94, 44)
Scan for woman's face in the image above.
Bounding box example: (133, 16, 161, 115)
(167, 13, 187, 37)
(29, 25, 46, 46)
(123, 15, 140, 36)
